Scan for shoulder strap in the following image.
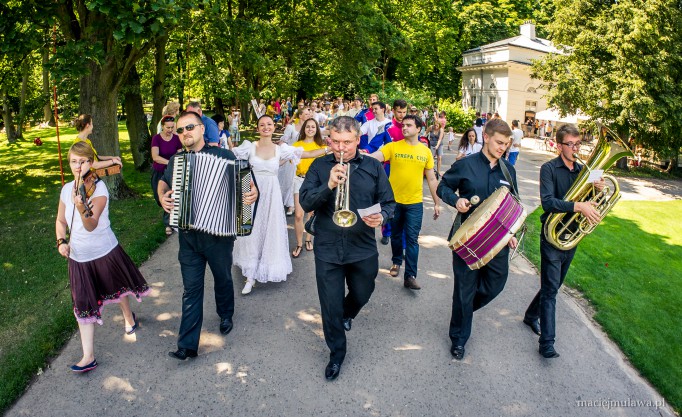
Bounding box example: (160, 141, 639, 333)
(498, 160, 519, 199)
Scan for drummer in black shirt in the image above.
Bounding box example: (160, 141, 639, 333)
(437, 118, 519, 361)
(300, 116, 395, 381)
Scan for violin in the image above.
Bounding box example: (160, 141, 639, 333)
(76, 169, 100, 218)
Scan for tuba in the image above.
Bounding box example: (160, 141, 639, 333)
(544, 124, 633, 250)
(332, 152, 358, 227)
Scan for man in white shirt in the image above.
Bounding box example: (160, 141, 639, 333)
(359, 101, 391, 151)
(507, 120, 524, 165)
(311, 101, 328, 129)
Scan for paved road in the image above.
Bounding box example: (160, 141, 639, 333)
(8, 143, 676, 417)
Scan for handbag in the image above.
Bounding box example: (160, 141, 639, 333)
(304, 213, 317, 236)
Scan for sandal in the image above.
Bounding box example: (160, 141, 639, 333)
(165, 227, 173, 236)
(292, 245, 303, 258)
(305, 240, 313, 251)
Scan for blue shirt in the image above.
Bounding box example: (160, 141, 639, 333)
(201, 115, 220, 144)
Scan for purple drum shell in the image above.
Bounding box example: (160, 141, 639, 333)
(454, 191, 524, 266)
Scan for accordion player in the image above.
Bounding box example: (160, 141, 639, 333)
(169, 151, 257, 236)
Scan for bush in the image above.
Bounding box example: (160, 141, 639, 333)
(437, 99, 476, 133)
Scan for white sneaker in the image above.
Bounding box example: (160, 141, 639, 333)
(242, 280, 255, 295)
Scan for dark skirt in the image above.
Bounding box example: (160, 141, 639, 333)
(68, 244, 151, 325)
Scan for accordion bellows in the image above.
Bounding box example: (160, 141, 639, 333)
(169, 152, 255, 236)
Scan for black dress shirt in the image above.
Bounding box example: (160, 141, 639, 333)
(299, 152, 395, 264)
(437, 151, 519, 224)
(539, 156, 582, 225)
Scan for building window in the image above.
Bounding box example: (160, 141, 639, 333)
(525, 100, 537, 111)
(471, 96, 477, 110)
(488, 96, 496, 113)
(527, 87, 537, 93)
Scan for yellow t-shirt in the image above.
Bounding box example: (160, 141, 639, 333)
(74, 138, 99, 161)
(293, 140, 325, 177)
(380, 140, 434, 204)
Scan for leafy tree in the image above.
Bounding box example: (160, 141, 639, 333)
(48, 0, 192, 196)
(534, 0, 682, 168)
(0, 1, 45, 142)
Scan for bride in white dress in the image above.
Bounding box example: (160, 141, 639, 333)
(232, 115, 328, 295)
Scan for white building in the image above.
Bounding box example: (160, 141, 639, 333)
(458, 22, 559, 124)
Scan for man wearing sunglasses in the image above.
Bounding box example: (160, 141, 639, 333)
(186, 101, 220, 147)
(522, 124, 604, 359)
(158, 111, 258, 361)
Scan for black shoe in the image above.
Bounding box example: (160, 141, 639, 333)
(168, 348, 198, 360)
(325, 362, 341, 380)
(380, 236, 390, 245)
(70, 359, 98, 373)
(523, 318, 541, 336)
(220, 318, 234, 335)
(404, 276, 421, 290)
(343, 318, 352, 332)
(539, 346, 560, 358)
(450, 345, 465, 360)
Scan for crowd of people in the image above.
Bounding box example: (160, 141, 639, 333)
(55, 94, 604, 381)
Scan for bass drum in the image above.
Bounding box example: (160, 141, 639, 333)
(448, 187, 526, 270)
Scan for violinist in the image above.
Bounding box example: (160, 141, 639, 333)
(74, 114, 123, 171)
(55, 142, 150, 373)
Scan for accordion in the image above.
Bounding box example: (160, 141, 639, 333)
(169, 152, 256, 236)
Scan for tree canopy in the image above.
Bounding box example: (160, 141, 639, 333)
(533, 0, 682, 158)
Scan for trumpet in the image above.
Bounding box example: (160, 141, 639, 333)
(332, 151, 357, 227)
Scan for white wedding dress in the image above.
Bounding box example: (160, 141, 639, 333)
(232, 140, 302, 283)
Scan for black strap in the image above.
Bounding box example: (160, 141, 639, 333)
(498, 160, 519, 199)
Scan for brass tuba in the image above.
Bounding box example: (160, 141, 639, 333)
(544, 124, 633, 250)
(333, 151, 358, 227)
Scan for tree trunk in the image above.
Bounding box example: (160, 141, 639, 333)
(150, 34, 168, 134)
(123, 65, 152, 171)
(42, 47, 55, 126)
(17, 60, 30, 139)
(214, 97, 225, 117)
(177, 48, 185, 109)
(79, 61, 136, 199)
(616, 156, 628, 170)
(2, 87, 18, 144)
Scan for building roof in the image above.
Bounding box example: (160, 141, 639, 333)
(464, 35, 560, 55)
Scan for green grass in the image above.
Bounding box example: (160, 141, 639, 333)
(523, 201, 682, 412)
(0, 123, 166, 412)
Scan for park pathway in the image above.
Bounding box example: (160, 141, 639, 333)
(8, 140, 677, 417)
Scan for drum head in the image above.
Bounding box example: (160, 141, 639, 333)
(451, 187, 510, 248)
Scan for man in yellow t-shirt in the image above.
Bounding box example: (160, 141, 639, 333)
(369, 114, 440, 290)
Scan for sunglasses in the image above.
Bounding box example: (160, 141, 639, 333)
(176, 123, 203, 134)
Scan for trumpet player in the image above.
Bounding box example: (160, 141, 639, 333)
(299, 116, 395, 381)
(522, 124, 605, 358)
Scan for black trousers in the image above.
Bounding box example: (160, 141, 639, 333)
(177, 230, 235, 351)
(524, 235, 576, 348)
(315, 255, 379, 364)
(449, 247, 510, 346)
